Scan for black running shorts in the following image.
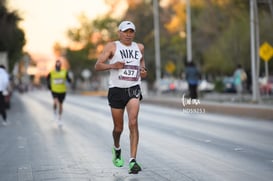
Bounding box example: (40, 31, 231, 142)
(51, 92, 66, 104)
(108, 85, 142, 109)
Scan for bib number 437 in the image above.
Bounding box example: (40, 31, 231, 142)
(118, 65, 139, 81)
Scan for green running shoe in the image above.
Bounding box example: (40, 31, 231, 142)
(128, 159, 142, 174)
(112, 147, 124, 167)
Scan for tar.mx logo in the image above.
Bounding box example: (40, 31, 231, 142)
(181, 94, 205, 113)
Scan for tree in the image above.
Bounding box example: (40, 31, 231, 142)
(0, 0, 25, 72)
(196, 0, 273, 77)
(258, 6, 273, 76)
(202, 7, 250, 75)
(64, 0, 273, 89)
(65, 14, 119, 81)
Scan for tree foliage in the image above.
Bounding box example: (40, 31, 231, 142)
(0, 0, 25, 72)
(192, 0, 273, 77)
(65, 14, 119, 80)
(64, 0, 273, 85)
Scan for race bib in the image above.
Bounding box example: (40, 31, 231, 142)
(53, 78, 64, 84)
(118, 65, 139, 81)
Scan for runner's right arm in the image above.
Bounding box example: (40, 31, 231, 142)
(95, 42, 124, 71)
(46, 73, 51, 90)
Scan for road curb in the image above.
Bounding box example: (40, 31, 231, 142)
(142, 96, 273, 120)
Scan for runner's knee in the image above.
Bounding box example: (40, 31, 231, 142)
(113, 125, 123, 133)
(128, 119, 138, 130)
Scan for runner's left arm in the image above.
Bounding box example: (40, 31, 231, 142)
(66, 71, 72, 83)
(138, 43, 147, 79)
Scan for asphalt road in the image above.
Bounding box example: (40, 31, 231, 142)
(0, 91, 273, 181)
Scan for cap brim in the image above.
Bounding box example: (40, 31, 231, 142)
(120, 28, 135, 32)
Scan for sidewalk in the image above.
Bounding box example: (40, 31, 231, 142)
(142, 92, 273, 120)
(78, 90, 273, 120)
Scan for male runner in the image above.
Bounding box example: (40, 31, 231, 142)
(94, 20, 147, 174)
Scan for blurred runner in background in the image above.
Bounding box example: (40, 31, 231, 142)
(47, 60, 72, 127)
(0, 65, 9, 126)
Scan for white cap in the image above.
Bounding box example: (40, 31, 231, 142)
(118, 21, 136, 32)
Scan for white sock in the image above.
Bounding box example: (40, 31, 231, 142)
(129, 158, 136, 162)
(114, 146, 121, 150)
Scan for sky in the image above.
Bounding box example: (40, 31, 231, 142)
(8, 0, 110, 60)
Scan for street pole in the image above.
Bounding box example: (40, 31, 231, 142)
(265, 0, 272, 79)
(250, 0, 259, 102)
(254, 0, 261, 101)
(186, 0, 192, 63)
(153, 0, 161, 94)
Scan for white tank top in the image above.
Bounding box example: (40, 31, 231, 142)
(108, 41, 142, 88)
